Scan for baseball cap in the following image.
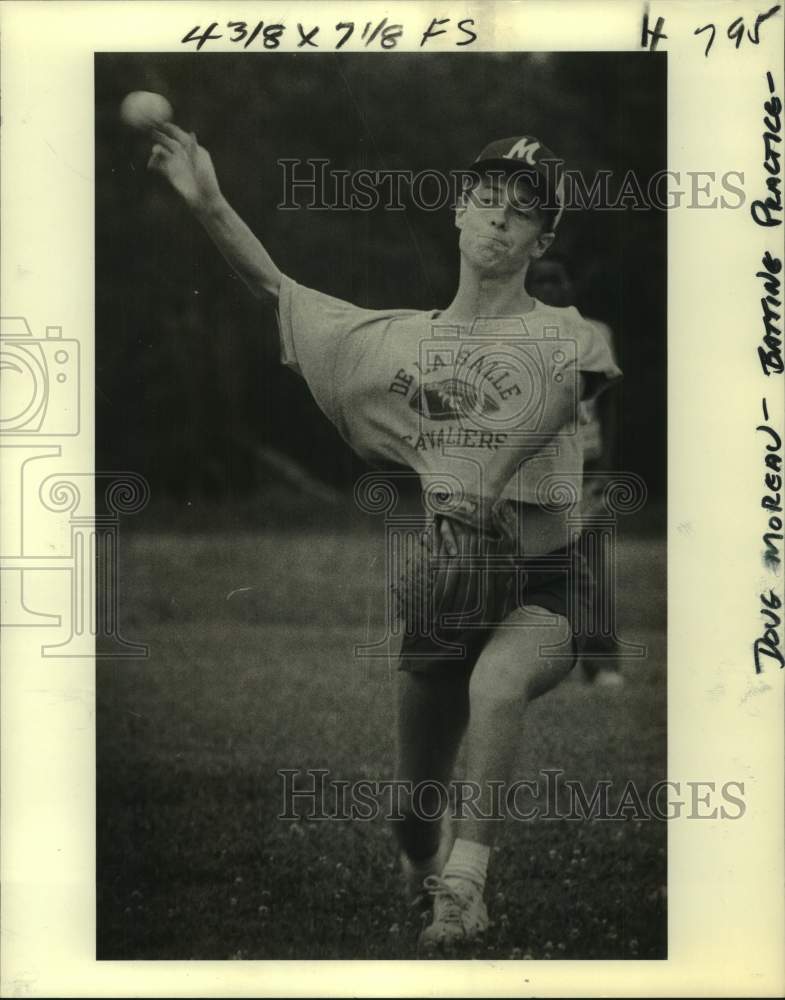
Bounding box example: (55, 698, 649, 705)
(470, 135, 566, 230)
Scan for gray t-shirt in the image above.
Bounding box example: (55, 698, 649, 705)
(276, 275, 622, 503)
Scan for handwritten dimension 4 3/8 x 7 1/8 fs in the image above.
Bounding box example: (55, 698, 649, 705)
(179, 17, 479, 51)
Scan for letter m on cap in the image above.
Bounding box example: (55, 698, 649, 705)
(505, 138, 541, 165)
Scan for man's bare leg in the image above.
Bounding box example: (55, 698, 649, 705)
(421, 606, 574, 946)
(393, 671, 469, 896)
(461, 606, 573, 843)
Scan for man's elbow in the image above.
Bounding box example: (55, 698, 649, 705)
(250, 269, 282, 303)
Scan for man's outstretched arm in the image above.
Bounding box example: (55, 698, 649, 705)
(148, 122, 282, 302)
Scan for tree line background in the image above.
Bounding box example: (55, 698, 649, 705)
(96, 51, 666, 526)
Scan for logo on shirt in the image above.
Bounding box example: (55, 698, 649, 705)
(408, 377, 501, 421)
(386, 318, 581, 454)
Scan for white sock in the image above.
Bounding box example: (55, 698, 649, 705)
(442, 837, 490, 893)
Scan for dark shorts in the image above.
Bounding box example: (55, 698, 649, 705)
(394, 524, 594, 677)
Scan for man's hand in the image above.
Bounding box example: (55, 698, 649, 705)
(424, 517, 460, 557)
(147, 122, 222, 213)
(422, 499, 518, 558)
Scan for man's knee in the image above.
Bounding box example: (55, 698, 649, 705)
(469, 608, 573, 706)
(469, 648, 537, 708)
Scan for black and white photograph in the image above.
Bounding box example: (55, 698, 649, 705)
(95, 49, 667, 960)
(1, 1, 783, 995)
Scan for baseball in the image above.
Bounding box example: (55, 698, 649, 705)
(120, 91, 173, 131)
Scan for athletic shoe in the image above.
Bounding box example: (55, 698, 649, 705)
(418, 875, 488, 949)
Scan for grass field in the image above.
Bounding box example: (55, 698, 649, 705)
(97, 522, 666, 960)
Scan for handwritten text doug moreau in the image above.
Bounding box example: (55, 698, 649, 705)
(752, 70, 783, 674)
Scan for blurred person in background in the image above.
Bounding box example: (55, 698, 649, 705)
(527, 254, 624, 688)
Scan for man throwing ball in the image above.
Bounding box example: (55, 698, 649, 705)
(148, 122, 621, 950)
